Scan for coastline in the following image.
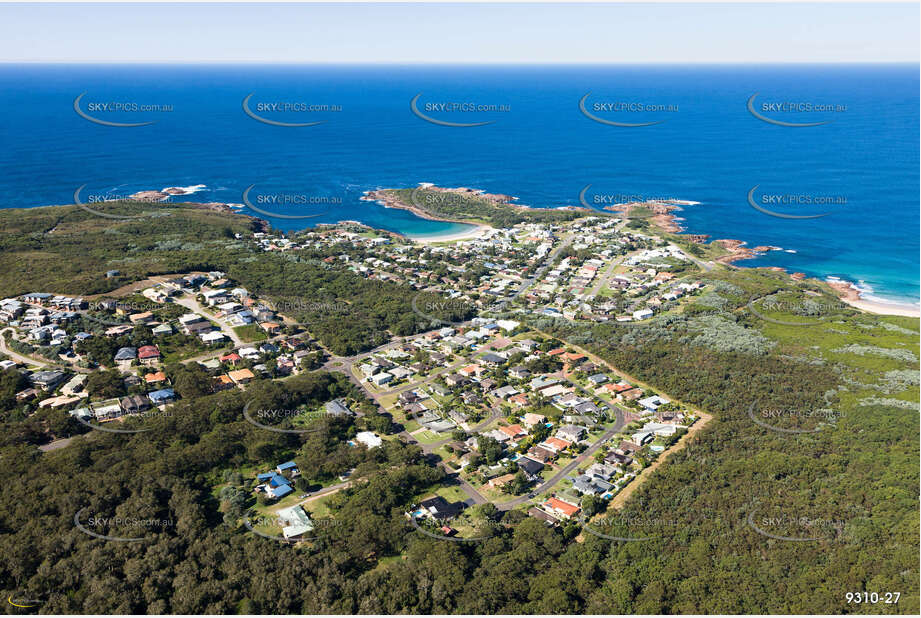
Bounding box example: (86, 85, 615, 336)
(407, 226, 492, 244)
(824, 279, 920, 317)
(620, 199, 919, 318)
(97, 183, 920, 316)
(361, 185, 502, 243)
(841, 297, 920, 318)
(361, 186, 489, 227)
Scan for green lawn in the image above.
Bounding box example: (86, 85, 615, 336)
(233, 324, 268, 342)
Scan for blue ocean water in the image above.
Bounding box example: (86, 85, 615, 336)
(0, 64, 917, 305)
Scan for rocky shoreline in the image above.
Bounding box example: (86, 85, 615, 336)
(128, 185, 207, 202)
(107, 182, 917, 315)
(711, 239, 784, 265)
(363, 184, 538, 226)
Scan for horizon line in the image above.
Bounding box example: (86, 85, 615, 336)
(1, 60, 918, 66)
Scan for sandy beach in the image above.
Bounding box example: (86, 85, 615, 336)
(825, 279, 920, 317)
(841, 297, 920, 318)
(408, 224, 493, 245)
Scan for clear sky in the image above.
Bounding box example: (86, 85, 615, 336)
(0, 2, 917, 64)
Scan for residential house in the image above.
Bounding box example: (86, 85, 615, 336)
(543, 497, 580, 519)
(212, 374, 234, 391)
(355, 431, 383, 448)
(120, 394, 151, 415)
(491, 385, 519, 400)
(148, 388, 176, 406)
(276, 505, 314, 540)
(201, 331, 226, 345)
(509, 366, 531, 380)
(370, 372, 393, 387)
(541, 436, 572, 453)
(325, 399, 354, 416)
(92, 399, 123, 421)
(228, 368, 256, 385)
(418, 496, 465, 521)
(527, 445, 555, 464)
(523, 412, 547, 428)
(498, 424, 527, 442)
(516, 456, 544, 481)
(639, 395, 670, 412)
(29, 370, 67, 391)
(444, 374, 469, 387)
(144, 371, 167, 386)
(276, 461, 299, 476)
(486, 473, 516, 489)
(114, 346, 137, 369)
(137, 344, 161, 366)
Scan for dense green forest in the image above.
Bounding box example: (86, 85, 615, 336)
(0, 203, 917, 614)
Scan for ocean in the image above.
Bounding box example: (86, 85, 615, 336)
(0, 64, 917, 306)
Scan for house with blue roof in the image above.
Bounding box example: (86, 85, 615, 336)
(148, 388, 176, 405)
(269, 474, 289, 488)
(276, 461, 299, 475)
(253, 461, 299, 501)
(269, 484, 293, 499)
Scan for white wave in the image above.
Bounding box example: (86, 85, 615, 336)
(162, 184, 207, 195)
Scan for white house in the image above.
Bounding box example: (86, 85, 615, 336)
(632, 308, 654, 321)
(355, 431, 383, 448)
(370, 372, 393, 387)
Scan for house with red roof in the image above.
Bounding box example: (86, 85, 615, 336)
(541, 436, 572, 453)
(220, 352, 242, 366)
(144, 371, 167, 385)
(137, 344, 161, 366)
(543, 497, 580, 519)
(509, 393, 530, 408)
(499, 424, 527, 442)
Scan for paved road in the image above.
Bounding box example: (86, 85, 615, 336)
(496, 232, 575, 310)
(404, 403, 505, 455)
(495, 424, 623, 511)
(172, 295, 245, 347)
(179, 330, 296, 365)
(671, 244, 714, 273)
(587, 251, 629, 298)
(289, 480, 352, 509)
(0, 328, 49, 367)
(0, 327, 91, 373)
